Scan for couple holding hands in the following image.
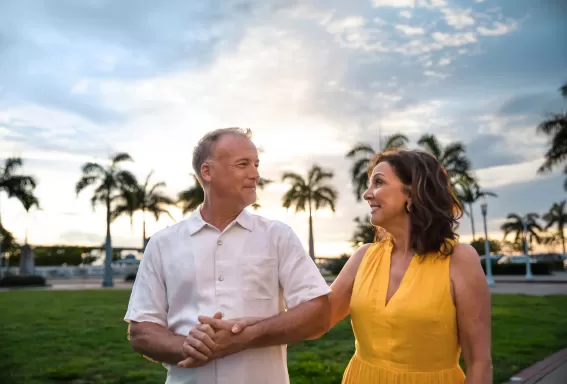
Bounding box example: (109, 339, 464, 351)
(125, 128, 492, 384)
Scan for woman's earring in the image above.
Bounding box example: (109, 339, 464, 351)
(406, 201, 411, 212)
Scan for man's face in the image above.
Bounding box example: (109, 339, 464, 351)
(203, 134, 260, 208)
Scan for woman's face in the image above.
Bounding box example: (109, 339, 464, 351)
(363, 161, 409, 227)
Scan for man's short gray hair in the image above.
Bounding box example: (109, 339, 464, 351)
(192, 127, 253, 184)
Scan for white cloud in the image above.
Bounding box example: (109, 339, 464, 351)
(395, 24, 425, 36)
(424, 70, 448, 79)
(441, 8, 476, 29)
(438, 57, 452, 66)
(399, 10, 412, 19)
(432, 31, 477, 47)
(476, 159, 550, 189)
(477, 20, 518, 36)
(372, 0, 416, 8)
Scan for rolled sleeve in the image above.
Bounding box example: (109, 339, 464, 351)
(124, 236, 168, 326)
(277, 224, 331, 309)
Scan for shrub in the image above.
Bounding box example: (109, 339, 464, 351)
(0, 275, 46, 287)
(481, 263, 551, 275)
(326, 255, 349, 275)
(124, 273, 137, 282)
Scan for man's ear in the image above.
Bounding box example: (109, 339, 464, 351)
(201, 161, 212, 183)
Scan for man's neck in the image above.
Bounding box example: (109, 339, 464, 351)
(200, 198, 243, 232)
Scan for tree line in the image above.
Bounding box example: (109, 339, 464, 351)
(1, 82, 566, 268)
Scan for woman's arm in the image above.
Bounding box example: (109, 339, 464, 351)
(451, 243, 493, 384)
(324, 243, 373, 333)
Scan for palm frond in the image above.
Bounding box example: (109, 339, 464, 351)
(2, 157, 23, 176)
(417, 134, 443, 158)
(346, 143, 375, 158)
(382, 133, 409, 151)
(111, 152, 133, 165)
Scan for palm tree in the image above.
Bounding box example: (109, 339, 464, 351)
(177, 175, 272, 215)
(501, 213, 542, 253)
(281, 165, 338, 260)
(0, 157, 38, 262)
(417, 134, 473, 184)
(346, 133, 409, 201)
(351, 215, 376, 247)
(536, 82, 567, 182)
(76, 153, 137, 287)
(177, 175, 204, 216)
(542, 200, 567, 255)
(454, 176, 497, 241)
(112, 171, 175, 249)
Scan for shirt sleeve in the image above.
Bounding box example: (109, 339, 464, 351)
(124, 235, 168, 326)
(277, 224, 331, 309)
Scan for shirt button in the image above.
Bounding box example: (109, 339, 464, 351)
(217, 239, 223, 245)
(218, 275, 224, 281)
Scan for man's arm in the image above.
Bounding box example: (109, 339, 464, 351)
(197, 294, 329, 359)
(129, 321, 187, 365)
(124, 236, 211, 368)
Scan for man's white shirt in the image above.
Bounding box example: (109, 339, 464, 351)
(124, 207, 331, 384)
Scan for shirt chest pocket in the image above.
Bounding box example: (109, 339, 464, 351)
(241, 256, 277, 300)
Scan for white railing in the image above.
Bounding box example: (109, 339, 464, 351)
(2, 265, 138, 278)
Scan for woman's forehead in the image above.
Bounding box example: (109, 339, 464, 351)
(370, 161, 394, 177)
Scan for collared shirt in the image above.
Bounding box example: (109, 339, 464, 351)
(124, 207, 331, 384)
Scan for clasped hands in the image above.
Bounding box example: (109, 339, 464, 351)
(177, 312, 261, 368)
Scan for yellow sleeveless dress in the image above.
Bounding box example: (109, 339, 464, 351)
(342, 239, 466, 383)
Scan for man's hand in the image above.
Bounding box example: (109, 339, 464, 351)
(198, 315, 263, 334)
(177, 315, 264, 368)
(176, 312, 222, 368)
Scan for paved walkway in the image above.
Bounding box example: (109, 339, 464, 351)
(504, 348, 567, 384)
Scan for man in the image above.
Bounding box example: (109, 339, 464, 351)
(125, 127, 331, 384)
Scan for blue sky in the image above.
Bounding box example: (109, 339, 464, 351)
(0, 0, 566, 256)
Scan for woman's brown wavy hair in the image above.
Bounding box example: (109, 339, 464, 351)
(369, 148, 463, 257)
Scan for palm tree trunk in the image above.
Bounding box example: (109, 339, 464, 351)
(142, 209, 147, 251)
(561, 227, 566, 255)
(469, 203, 476, 241)
(308, 199, 315, 261)
(103, 193, 114, 287)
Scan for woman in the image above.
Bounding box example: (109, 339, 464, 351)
(330, 148, 492, 383)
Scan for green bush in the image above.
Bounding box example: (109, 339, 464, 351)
(0, 275, 46, 287)
(124, 273, 137, 282)
(325, 255, 349, 275)
(482, 263, 551, 275)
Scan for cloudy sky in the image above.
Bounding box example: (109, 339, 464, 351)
(1, 0, 566, 257)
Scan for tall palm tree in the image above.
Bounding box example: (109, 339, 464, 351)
(346, 133, 409, 201)
(281, 165, 338, 260)
(76, 153, 137, 287)
(501, 213, 542, 252)
(536, 82, 567, 182)
(177, 175, 272, 215)
(417, 134, 473, 184)
(542, 200, 567, 255)
(0, 157, 38, 262)
(112, 171, 175, 249)
(454, 176, 497, 241)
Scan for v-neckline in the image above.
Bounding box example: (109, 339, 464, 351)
(382, 242, 417, 308)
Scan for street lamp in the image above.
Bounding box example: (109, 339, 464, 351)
(480, 196, 494, 287)
(522, 215, 534, 280)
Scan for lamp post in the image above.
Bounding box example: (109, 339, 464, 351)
(480, 196, 494, 287)
(523, 215, 534, 280)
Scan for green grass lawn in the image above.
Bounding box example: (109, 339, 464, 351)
(1, 291, 566, 384)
